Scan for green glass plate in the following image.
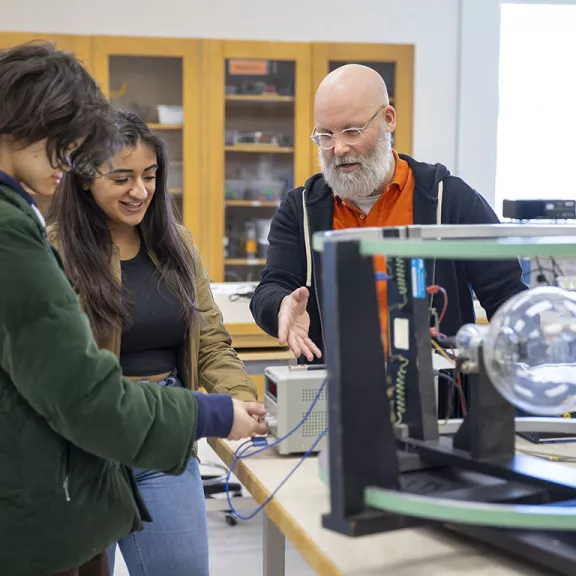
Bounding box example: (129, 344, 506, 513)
(318, 449, 576, 530)
(357, 237, 576, 260)
(364, 486, 576, 530)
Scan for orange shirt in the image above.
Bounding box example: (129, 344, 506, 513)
(332, 150, 415, 352)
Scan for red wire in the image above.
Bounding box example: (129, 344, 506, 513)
(449, 344, 467, 416)
(437, 287, 448, 323)
(427, 285, 448, 324)
(427, 284, 465, 415)
(456, 373, 467, 416)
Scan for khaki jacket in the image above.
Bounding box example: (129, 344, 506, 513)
(48, 224, 257, 402)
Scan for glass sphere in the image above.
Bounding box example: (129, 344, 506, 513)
(483, 286, 576, 415)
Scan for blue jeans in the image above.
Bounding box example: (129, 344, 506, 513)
(109, 371, 209, 576)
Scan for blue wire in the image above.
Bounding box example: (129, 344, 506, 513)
(225, 376, 328, 521)
(225, 428, 328, 521)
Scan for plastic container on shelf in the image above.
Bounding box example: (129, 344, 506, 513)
(156, 105, 183, 124)
(245, 222, 257, 259)
(167, 161, 183, 191)
(225, 180, 247, 200)
(225, 130, 237, 145)
(254, 218, 272, 243)
(235, 131, 279, 145)
(247, 180, 285, 202)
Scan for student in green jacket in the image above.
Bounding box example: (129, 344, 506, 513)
(0, 43, 266, 576)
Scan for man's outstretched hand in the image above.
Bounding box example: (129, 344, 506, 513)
(278, 287, 322, 362)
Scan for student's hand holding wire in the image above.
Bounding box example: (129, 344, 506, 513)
(278, 287, 322, 361)
(228, 400, 268, 440)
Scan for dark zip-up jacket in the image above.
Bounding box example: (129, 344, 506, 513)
(250, 154, 528, 361)
(0, 174, 232, 576)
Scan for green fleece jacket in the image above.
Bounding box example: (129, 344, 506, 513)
(0, 180, 202, 575)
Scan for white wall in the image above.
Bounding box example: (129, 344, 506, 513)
(456, 0, 501, 207)
(457, 0, 576, 209)
(0, 0, 460, 173)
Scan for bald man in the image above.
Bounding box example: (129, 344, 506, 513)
(250, 65, 527, 363)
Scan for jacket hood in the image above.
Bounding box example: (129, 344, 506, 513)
(302, 173, 330, 205)
(399, 154, 451, 204)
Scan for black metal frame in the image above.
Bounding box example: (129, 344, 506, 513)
(320, 238, 576, 575)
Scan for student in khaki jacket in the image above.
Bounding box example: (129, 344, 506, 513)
(48, 109, 260, 576)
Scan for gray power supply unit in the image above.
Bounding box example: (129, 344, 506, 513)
(263, 366, 328, 456)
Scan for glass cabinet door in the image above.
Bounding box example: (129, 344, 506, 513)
(312, 43, 414, 167)
(108, 55, 184, 216)
(93, 37, 201, 242)
(204, 41, 312, 282)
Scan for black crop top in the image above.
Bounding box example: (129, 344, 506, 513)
(120, 242, 187, 377)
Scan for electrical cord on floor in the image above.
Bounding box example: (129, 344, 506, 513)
(225, 377, 328, 521)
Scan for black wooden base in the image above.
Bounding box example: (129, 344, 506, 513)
(322, 443, 576, 575)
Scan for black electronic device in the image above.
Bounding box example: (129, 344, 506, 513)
(503, 199, 576, 220)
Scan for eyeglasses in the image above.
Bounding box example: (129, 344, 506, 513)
(310, 105, 386, 150)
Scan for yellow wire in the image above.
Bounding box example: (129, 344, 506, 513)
(516, 448, 576, 463)
(430, 339, 456, 366)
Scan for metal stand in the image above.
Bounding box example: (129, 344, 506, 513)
(321, 240, 400, 536)
(263, 514, 285, 576)
(319, 235, 576, 575)
(453, 351, 515, 460)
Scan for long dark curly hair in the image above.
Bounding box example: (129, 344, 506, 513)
(48, 109, 196, 345)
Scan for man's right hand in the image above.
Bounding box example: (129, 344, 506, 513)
(278, 287, 322, 362)
(228, 400, 268, 441)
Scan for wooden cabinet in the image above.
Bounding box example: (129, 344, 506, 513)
(0, 32, 92, 67)
(201, 40, 313, 282)
(202, 40, 415, 282)
(312, 42, 415, 166)
(91, 36, 203, 249)
(0, 33, 415, 279)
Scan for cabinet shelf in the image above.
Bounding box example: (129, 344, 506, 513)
(226, 200, 280, 208)
(225, 144, 294, 154)
(147, 123, 183, 131)
(225, 94, 295, 103)
(226, 258, 267, 266)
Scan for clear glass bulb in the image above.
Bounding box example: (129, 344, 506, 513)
(482, 286, 576, 415)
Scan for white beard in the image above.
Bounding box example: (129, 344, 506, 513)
(319, 127, 393, 201)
